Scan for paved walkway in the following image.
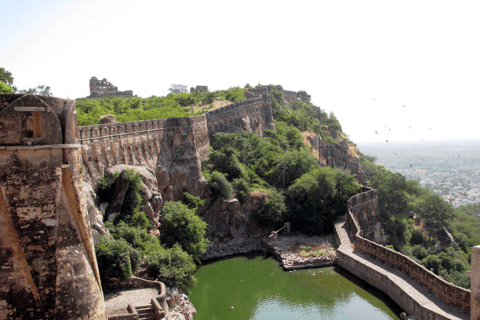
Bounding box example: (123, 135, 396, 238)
(105, 288, 158, 316)
(334, 215, 469, 320)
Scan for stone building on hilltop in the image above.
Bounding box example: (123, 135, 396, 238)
(88, 76, 133, 98)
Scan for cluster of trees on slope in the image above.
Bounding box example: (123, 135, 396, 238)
(94, 169, 209, 293)
(203, 88, 362, 235)
(76, 86, 246, 126)
(361, 155, 476, 289)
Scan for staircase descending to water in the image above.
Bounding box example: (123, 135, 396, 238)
(334, 215, 469, 320)
(135, 304, 157, 320)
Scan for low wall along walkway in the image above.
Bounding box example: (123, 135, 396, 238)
(334, 188, 470, 320)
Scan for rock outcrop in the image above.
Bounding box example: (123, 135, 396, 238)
(302, 131, 366, 184)
(199, 192, 272, 260)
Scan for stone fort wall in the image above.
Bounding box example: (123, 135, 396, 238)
(77, 90, 276, 200)
(337, 187, 470, 315)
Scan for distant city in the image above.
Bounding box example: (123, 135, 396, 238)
(357, 140, 480, 207)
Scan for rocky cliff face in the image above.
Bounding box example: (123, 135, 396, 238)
(302, 131, 366, 184)
(198, 192, 272, 260)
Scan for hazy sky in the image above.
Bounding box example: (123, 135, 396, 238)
(2, 0, 480, 144)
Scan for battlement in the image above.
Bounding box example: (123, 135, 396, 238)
(245, 85, 297, 103)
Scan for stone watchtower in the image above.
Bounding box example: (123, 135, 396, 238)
(0, 94, 106, 319)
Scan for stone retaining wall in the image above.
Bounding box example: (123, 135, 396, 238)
(354, 236, 470, 313)
(334, 186, 471, 318)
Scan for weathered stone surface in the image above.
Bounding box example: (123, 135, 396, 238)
(105, 165, 164, 232)
(0, 94, 107, 319)
(100, 114, 117, 124)
(106, 170, 131, 218)
(302, 131, 367, 185)
(87, 76, 133, 99)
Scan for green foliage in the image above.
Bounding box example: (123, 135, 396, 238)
(146, 244, 197, 293)
(232, 178, 250, 203)
(76, 95, 197, 126)
(414, 193, 453, 240)
(255, 193, 287, 228)
(183, 192, 206, 210)
(285, 167, 362, 235)
(160, 201, 209, 262)
(18, 84, 52, 96)
(206, 171, 234, 202)
(410, 229, 424, 246)
(0, 81, 13, 94)
(95, 237, 133, 278)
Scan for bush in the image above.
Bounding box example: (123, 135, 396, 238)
(160, 201, 209, 261)
(207, 171, 233, 202)
(255, 193, 286, 228)
(232, 178, 250, 203)
(410, 229, 424, 246)
(146, 244, 197, 293)
(95, 237, 132, 279)
(183, 192, 206, 210)
(285, 167, 362, 235)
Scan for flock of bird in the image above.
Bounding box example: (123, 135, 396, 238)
(372, 101, 433, 144)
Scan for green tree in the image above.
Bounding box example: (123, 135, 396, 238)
(297, 90, 311, 103)
(168, 84, 188, 94)
(18, 85, 52, 96)
(95, 237, 133, 279)
(414, 193, 454, 241)
(0, 81, 13, 94)
(146, 244, 197, 293)
(0, 68, 14, 86)
(286, 167, 361, 235)
(255, 192, 286, 228)
(160, 201, 209, 261)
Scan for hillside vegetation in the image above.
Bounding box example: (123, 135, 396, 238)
(76, 87, 246, 126)
(91, 84, 477, 293)
(361, 156, 476, 288)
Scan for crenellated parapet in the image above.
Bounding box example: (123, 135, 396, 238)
(245, 85, 297, 103)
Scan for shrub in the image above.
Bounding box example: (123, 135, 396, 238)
(255, 193, 286, 228)
(232, 178, 250, 203)
(95, 237, 132, 279)
(160, 201, 209, 261)
(183, 192, 206, 210)
(410, 229, 424, 246)
(207, 171, 233, 202)
(146, 244, 197, 293)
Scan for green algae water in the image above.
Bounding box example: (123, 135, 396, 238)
(189, 255, 403, 320)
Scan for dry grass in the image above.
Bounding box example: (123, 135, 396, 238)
(289, 243, 334, 257)
(192, 100, 230, 113)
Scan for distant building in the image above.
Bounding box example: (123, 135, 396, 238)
(87, 76, 133, 98)
(190, 85, 208, 93)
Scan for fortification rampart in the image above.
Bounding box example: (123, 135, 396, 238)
(245, 85, 297, 103)
(205, 95, 275, 141)
(335, 186, 471, 318)
(345, 188, 470, 313)
(78, 115, 210, 192)
(354, 235, 470, 313)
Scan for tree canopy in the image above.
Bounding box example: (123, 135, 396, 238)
(168, 84, 188, 94)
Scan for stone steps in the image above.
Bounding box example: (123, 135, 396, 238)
(135, 304, 156, 320)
